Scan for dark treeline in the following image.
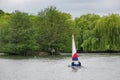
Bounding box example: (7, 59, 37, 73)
(0, 6, 120, 55)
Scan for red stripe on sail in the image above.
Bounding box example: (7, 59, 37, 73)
(72, 52, 78, 59)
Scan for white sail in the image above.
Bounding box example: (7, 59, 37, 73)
(72, 34, 76, 56)
(72, 34, 78, 61)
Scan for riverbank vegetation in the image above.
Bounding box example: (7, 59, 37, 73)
(0, 6, 120, 56)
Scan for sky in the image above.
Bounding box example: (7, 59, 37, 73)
(0, 0, 120, 18)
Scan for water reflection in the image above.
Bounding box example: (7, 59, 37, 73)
(71, 67, 79, 72)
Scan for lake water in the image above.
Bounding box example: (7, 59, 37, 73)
(0, 54, 120, 80)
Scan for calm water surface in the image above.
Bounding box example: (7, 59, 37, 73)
(0, 54, 120, 80)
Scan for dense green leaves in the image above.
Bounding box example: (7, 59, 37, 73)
(0, 7, 73, 55)
(35, 6, 73, 53)
(0, 10, 4, 17)
(0, 7, 120, 55)
(75, 14, 120, 51)
(75, 14, 100, 51)
(93, 14, 120, 51)
(0, 11, 37, 55)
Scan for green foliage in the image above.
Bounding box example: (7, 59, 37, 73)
(75, 14, 100, 51)
(0, 7, 73, 55)
(36, 6, 73, 53)
(0, 10, 4, 17)
(0, 14, 10, 52)
(0, 8, 120, 55)
(0, 11, 39, 55)
(75, 13, 120, 51)
(94, 14, 120, 51)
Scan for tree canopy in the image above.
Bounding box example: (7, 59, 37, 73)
(0, 7, 120, 55)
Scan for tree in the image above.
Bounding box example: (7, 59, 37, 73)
(0, 10, 4, 17)
(0, 14, 11, 52)
(94, 14, 120, 51)
(36, 6, 73, 54)
(1, 11, 38, 55)
(75, 14, 100, 51)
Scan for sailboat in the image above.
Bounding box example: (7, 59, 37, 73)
(70, 34, 81, 67)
